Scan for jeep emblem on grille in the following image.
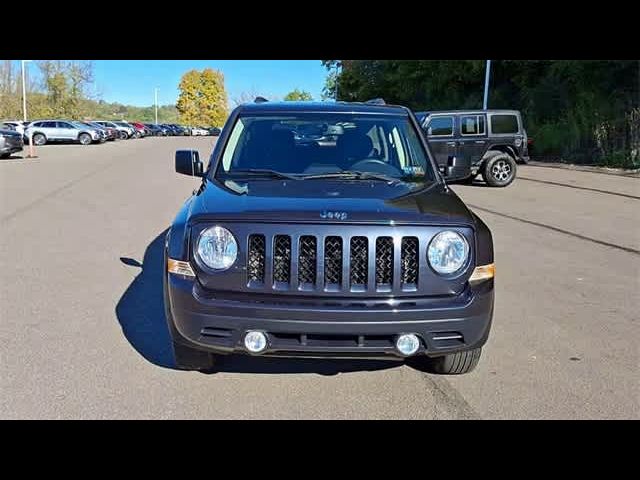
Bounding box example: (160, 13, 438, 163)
(320, 210, 348, 220)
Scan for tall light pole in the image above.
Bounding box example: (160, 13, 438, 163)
(483, 60, 491, 110)
(154, 87, 159, 124)
(21, 60, 32, 122)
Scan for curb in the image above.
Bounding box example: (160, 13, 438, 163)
(526, 161, 640, 178)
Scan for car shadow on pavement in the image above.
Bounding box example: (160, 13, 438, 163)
(116, 230, 400, 376)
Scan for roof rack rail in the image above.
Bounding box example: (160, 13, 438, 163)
(365, 98, 386, 105)
(254, 96, 268, 103)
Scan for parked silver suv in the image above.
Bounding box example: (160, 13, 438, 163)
(94, 120, 135, 139)
(25, 120, 103, 146)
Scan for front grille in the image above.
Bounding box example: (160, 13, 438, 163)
(246, 232, 421, 293)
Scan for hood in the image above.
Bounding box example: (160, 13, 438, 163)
(189, 178, 474, 226)
(0, 128, 22, 138)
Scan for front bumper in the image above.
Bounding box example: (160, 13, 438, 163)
(0, 141, 24, 155)
(165, 272, 494, 359)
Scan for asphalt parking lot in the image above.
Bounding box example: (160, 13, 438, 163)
(1, 137, 638, 419)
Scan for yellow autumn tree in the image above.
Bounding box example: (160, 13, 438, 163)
(176, 68, 228, 127)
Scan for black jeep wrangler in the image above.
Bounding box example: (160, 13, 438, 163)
(164, 100, 495, 375)
(415, 109, 529, 187)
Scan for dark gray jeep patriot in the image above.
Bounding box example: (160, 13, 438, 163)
(165, 100, 495, 374)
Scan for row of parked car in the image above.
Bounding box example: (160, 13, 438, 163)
(0, 119, 221, 148)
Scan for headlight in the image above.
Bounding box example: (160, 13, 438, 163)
(427, 230, 469, 275)
(196, 226, 238, 270)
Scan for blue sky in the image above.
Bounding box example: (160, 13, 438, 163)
(91, 60, 329, 106)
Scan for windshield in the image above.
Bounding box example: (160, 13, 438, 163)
(214, 113, 435, 182)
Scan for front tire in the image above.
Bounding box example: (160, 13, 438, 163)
(1, 152, 11, 159)
(172, 341, 217, 371)
(119, 130, 128, 140)
(408, 348, 482, 375)
(79, 133, 92, 145)
(33, 133, 47, 146)
(482, 153, 516, 187)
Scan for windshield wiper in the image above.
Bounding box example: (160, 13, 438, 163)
(227, 169, 300, 181)
(300, 171, 401, 184)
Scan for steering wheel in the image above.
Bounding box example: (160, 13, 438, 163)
(349, 159, 402, 176)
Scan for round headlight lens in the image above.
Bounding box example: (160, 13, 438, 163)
(427, 231, 469, 275)
(196, 226, 238, 270)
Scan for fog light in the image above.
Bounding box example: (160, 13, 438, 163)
(244, 331, 267, 353)
(396, 334, 420, 356)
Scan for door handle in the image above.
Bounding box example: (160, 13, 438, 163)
(475, 141, 486, 144)
(446, 142, 456, 146)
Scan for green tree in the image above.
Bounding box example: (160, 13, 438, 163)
(176, 68, 228, 126)
(284, 88, 313, 101)
(323, 60, 639, 168)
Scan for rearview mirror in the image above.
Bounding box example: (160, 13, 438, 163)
(175, 149, 203, 177)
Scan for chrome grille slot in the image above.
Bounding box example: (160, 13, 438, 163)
(401, 237, 419, 288)
(273, 235, 291, 284)
(375, 237, 394, 288)
(298, 236, 317, 287)
(247, 234, 265, 283)
(324, 236, 343, 287)
(350, 236, 368, 290)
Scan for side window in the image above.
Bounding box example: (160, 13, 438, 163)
(366, 125, 384, 161)
(461, 115, 486, 135)
(42, 121, 56, 128)
(490, 114, 519, 134)
(390, 127, 407, 168)
(222, 117, 246, 170)
(426, 116, 453, 136)
(56, 122, 72, 129)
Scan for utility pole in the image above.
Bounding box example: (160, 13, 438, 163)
(154, 87, 159, 124)
(483, 60, 491, 110)
(21, 60, 32, 122)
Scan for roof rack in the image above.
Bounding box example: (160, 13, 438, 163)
(254, 96, 268, 103)
(365, 98, 386, 105)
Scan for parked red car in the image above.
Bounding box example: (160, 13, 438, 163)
(129, 122, 147, 138)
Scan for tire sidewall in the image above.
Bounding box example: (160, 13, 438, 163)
(482, 153, 517, 187)
(33, 133, 46, 146)
(79, 133, 91, 145)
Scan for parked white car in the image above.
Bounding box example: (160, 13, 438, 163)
(191, 127, 209, 136)
(1, 120, 29, 135)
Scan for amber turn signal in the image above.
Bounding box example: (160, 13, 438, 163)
(167, 258, 195, 277)
(469, 263, 495, 283)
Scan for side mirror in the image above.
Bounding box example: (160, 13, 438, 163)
(175, 149, 203, 177)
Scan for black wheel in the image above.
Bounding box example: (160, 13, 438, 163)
(408, 348, 482, 375)
(482, 153, 516, 187)
(33, 133, 46, 146)
(172, 341, 217, 371)
(119, 130, 128, 140)
(1, 152, 11, 159)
